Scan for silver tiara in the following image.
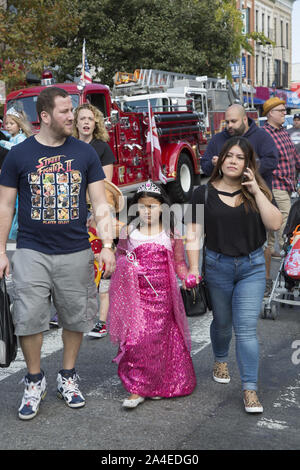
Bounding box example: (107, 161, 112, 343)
(137, 180, 161, 195)
(6, 107, 21, 119)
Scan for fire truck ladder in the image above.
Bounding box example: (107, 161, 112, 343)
(113, 69, 231, 97)
(134, 69, 201, 89)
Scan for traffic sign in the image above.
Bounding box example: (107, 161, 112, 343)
(231, 57, 246, 79)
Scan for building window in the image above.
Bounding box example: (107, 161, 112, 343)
(281, 20, 283, 46)
(267, 58, 271, 87)
(256, 55, 259, 85)
(267, 15, 271, 39)
(274, 59, 281, 87)
(262, 13, 265, 34)
(255, 10, 258, 32)
(247, 55, 251, 82)
(247, 7, 250, 34)
(274, 18, 277, 44)
(262, 57, 265, 86)
(286, 23, 289, 49)
(283, 62, 288, 88)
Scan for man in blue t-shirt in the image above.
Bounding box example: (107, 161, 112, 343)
(0, 87, 116, 420)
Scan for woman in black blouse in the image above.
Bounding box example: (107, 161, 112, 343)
(73, 103, 115, 181)
(186, 136, 282, 413)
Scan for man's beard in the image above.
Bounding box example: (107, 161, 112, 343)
(50, 118, 73, 138)
(228, 122, 246, 136)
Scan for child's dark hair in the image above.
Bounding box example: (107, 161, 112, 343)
(127, 182, 175, 236)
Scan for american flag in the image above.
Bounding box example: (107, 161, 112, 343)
(81, 39, 92, 83)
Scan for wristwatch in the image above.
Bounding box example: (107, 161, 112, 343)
(102, 242, 115, 250)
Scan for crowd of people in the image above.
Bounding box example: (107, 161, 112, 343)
(0, 88, 299, 421)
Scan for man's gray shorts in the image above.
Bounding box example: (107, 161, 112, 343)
(11, 248, 98, 336)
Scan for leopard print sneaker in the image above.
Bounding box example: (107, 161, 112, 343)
(213, 361, 230, 384)
(243, 390, 263, 413)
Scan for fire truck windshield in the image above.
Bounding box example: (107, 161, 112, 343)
(123, 98, 169, 112)
(7, 94, 80, 123)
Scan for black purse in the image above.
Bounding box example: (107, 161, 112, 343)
(181, 280, 211, 316)
(0, 278, 17, 368)
(181, 184, 212, 317)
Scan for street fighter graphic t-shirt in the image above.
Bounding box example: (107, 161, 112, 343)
(0, 135, 105, 254)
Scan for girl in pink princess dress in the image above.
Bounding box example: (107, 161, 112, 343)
(108, 180, 196, 408)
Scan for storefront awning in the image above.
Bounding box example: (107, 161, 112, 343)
(243, 96, 265, 105)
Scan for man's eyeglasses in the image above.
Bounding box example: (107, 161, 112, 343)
(272, 108, 286, 113)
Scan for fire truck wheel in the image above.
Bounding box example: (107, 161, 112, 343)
(167, 153, 194, 203)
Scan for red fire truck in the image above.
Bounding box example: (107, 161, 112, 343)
(4, 68, 258, 202)
(4, 70, 207, 202)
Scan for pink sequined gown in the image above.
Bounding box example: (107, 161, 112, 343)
(108, 229, 196, 398)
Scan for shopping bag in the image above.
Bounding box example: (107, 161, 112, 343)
(181, 280, 212, 317)
(0, 278, 17, 368)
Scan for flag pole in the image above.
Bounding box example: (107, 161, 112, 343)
(81, 39, 86, 83)
(148, 99, 154, 179)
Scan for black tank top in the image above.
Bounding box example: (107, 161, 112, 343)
(190, 183, 266, 256)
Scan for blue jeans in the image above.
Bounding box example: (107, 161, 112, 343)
(205, 247, 266, 391)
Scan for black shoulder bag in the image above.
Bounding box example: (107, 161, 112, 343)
(0, 278, 17, 368)
(181, 185, 212, 316)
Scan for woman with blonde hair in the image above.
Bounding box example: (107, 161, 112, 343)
(73, 103, 115, 181)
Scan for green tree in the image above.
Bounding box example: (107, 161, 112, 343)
(55, 0, 247, 86)
(0, 0, 80, 93)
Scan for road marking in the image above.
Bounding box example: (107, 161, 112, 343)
(273, 375, 300, 408)
(256, 374, 300, 431)
(257, 418, 289, 431)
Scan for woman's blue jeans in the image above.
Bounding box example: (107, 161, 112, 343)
(205, 247, 266, 391)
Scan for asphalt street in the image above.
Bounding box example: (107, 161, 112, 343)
(1, 242, 299, 454)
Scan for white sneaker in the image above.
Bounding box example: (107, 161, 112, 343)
(18, 374, 47, 420)
(122, 396, 145, 408)
(57, 371, 85, 408)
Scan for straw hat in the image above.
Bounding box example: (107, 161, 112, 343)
(262, 97, 286, 116)
(104, 180, 125, 213)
